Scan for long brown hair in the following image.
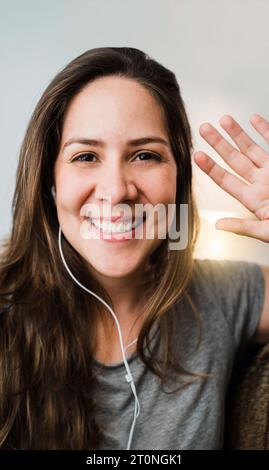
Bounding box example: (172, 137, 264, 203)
(0, 47, 202, 449)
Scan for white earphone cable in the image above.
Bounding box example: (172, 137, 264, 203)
(57, 225, 140, 450)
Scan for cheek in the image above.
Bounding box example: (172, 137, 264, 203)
(144, 169, 177, 204)
(55, 168, 94, 214)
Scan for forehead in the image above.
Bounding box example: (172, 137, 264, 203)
(61, 76, 168, 143)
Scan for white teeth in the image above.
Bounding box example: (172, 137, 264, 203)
(88, 218, 143, 234)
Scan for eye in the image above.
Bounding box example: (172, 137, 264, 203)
(134, 152, 162, 162)
(72, 153, 97, 162)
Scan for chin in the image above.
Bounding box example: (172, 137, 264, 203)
(86, 255, 143, 279)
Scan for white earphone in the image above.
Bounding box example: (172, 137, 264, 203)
(51, 185, 56, 200)
(57, 223, 140, 450)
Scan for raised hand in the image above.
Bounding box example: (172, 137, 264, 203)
(193, 114, 269, 242)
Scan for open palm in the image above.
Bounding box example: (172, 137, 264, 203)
(193, 113, 269, 242)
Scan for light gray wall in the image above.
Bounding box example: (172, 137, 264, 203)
(1, 0, 269, 264)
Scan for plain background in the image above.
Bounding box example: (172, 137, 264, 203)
(1, 0, 269, 265)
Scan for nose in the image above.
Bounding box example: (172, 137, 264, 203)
(95, 162, 138, 206)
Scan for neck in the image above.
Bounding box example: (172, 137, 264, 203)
(89, 262, 152, 363)
(88, 261, 151, 323)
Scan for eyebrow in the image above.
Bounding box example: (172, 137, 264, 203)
(63, 135, 170, 150)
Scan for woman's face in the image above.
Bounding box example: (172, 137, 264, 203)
(54, 76, 177, 280)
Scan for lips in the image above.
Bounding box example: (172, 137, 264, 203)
(85, 215, 145, 241)
(90, 216, 137, 224)
(87, 213, 146, 225)
(91, 215, 124, 223)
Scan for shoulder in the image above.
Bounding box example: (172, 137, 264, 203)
(191, 257, 264, 296)
(190, 257, 265, 354)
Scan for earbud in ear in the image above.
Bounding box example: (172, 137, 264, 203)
(51, 185, 56, 199)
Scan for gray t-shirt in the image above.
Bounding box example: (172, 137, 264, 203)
(92, 258, 265, 450)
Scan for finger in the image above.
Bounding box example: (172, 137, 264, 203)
(250, 114, 269, 149)
(215, 217, 269, 242)
(193, 151, 249, 205)
(199, 122, 257, 183)
(219, 115, 269, 168)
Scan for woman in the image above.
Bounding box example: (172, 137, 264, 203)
(0, 47, 268, 450)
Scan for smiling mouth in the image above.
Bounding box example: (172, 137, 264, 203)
(86, 216, 145, 235)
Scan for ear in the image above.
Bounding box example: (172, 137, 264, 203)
(51, 185, 56, 199)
